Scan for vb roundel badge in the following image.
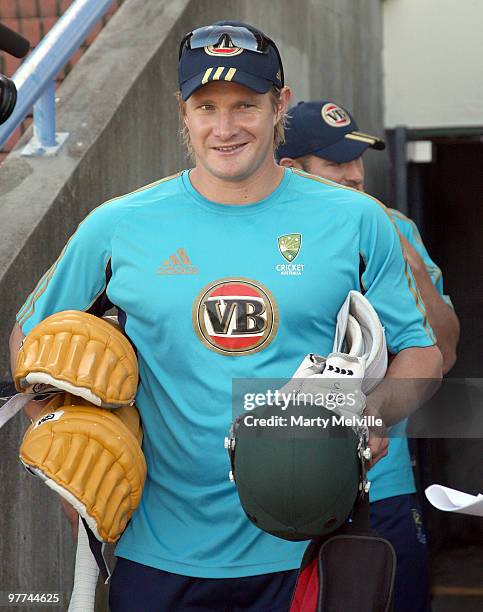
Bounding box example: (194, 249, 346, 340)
(193, 278, 278, 356)
(321, 103, 351, 128)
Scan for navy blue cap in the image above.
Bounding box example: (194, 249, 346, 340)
(178, 21, 283, 101)
(277, 101, 385, 163)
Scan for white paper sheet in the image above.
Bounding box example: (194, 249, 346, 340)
(425, 484, 483, 517)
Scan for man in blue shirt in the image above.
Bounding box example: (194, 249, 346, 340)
(277, 99, 459, 612)
(10, 23, 442, 612)
(277, 101, 459, 375)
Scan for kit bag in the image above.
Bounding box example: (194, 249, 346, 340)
(290, 496, 396, 612)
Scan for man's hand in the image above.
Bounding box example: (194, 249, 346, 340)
(365, 402, 388, 468)
(23, 397, 52, 422)
(60, 497, 79, 539)
(366, 346, 442, 427)
(399, 235, 459, 374)
(368, 434, 388, 468)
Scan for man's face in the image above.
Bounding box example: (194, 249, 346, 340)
(301, 155, 365, 191)
(182, 81, 282, 183)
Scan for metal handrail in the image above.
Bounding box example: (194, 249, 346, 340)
(0, 0, 114, 156)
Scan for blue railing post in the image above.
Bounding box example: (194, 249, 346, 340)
(34, 81, 57, 147)
(0, 0, 115, 156)
(22, 80, 67, 155)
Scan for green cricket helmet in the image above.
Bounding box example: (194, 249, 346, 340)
(226, 401, 365, 541)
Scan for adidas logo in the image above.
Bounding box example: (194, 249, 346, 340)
(156, 248, 199, 275)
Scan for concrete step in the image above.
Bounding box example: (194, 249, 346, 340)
(432, 544, 483, 612)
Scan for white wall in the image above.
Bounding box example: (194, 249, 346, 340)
(383, 0, 483, 128)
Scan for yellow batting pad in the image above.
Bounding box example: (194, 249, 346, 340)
(19, 394, 146, 543)
(16, 310, 138, 408)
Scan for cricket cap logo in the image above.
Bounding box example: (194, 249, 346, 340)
(321, 103, 351, 128)
(193, 278, 278, 355)
(204, 43, 244, 57)
(278, 234, 302, 262)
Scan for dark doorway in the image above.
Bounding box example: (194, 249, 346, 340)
(412, 140, 483, 379)
(388, 135, 483, 609)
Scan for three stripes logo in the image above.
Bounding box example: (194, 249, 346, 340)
(201, 66, 237, 85)
(157, 248, 198, 275)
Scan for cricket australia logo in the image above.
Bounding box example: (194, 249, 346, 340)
(278, 234, 301, 262)
(276, 234, 304, 276)
(193, 278, 279, 356)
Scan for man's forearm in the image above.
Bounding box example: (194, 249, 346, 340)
(9, 322, 25, 378)
(399, 234, 459, 374)
(410, 265, 460, 374)
(366, 345, 443, 427)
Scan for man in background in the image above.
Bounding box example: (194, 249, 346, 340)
(277, 100, 460, 612)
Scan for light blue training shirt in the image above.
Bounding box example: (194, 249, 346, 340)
(18, 168, 434, 577)
(368, 207, 451, 502)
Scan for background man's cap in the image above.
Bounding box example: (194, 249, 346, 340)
(277, 100, 385, 163)
(178, 21, 283, 101)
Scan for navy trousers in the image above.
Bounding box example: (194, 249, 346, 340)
(370, 493, 432, 612)
(109, 558, 298, 612)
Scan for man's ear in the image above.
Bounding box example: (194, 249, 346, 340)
(275, 86, 292, 122)
(279, 157, 304, 170)
(178, 96, 188, 126)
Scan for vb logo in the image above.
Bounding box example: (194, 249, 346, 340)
(193, 278, 279, 355)
(321, 103, 351, 127)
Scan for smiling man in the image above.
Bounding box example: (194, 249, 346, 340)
(182, 80, 288, 195)
(10, 21, 442, 611)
